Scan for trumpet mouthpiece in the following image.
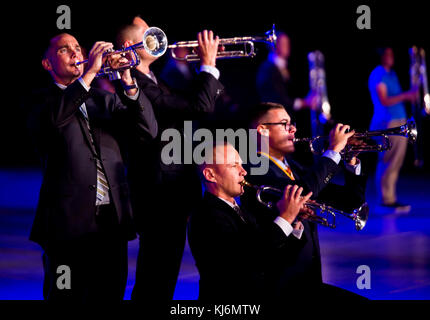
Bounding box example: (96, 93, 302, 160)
(240, 180, 253, 188)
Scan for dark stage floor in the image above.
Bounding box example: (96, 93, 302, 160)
(1, 167, 429, 300)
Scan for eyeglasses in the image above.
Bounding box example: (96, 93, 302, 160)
(262, 122, 296, 132)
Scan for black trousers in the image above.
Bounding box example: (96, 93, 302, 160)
(131, 172, 201, 302)
(42, 204, 128, 301)
(131, 205, 189, 302)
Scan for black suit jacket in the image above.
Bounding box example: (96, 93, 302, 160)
(128, 69, 224, 228)
(241, 155, 367, 295)
(256, 59, 312, 135)
(256, 59, 296, 115)
(187, 191, 304, 301)
(27, 80, 158, 251)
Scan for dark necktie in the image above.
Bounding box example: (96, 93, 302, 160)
(233, 205, 248, 224)
(80, 105, 110, 206)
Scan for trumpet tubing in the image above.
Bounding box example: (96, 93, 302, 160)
(168, 25, 277, 61)
(240, 180, 368, 231)
(294, 119, 417, 157)
(75, 25, 277, 78)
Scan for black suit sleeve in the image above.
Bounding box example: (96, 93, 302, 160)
(291, 156, 341, 197)
(316, 168, 368, 211)
(111, 86, 158, 141)
(136, 71, 224, 118)
(50, 80, 90, 128)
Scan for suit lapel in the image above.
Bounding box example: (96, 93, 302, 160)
(204, 192, 254, 228)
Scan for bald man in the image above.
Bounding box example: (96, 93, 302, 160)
(115, 17, 225, 301)
(187, 142, 312, 301)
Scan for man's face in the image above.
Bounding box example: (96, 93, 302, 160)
(132, 17, 158, 62)
(209, 145, 248, 199)
(43, 34, 84, 84)
(260, 108, 297, 155)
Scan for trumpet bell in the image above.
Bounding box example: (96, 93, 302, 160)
(353, 202, 369, 231)
(294, 119, 418, 157)
(141, 27, 168, 58)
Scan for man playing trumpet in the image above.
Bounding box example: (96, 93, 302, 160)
(187, 141, 313, 301)
(241, 102, 367, 299)
(115, 16, 224, 302)
(27, 33, 157, 301)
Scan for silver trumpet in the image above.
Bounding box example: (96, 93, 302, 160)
(240, 180, 369, 231)
(294, 119, 418, 157)
(168, 25, 277, 61)
(75, 27, 167, 80)
(75, 25, 277, 79)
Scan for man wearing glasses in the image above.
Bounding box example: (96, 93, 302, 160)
(241, 102, 367, 300)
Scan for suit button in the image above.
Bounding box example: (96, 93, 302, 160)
(89, 184, 96, 190)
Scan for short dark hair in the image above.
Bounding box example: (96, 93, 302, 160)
(42, 33, 76, 60)
(247, 102, 286, 129)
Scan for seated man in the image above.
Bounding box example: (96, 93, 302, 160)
(187, 142, 312, 301)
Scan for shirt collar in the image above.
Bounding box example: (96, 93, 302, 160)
(217, 196, 239, 209)
(55, 82, 67, 90)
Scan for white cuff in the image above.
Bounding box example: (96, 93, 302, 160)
(345, 158, 362, 175)
(78, 77, 91, 92)
(124, 89, 139, 101)
(274, 216, 293, 237)
(200, 65, 220, 80)
(291, 223, 304, 239)
(323, 150, 341, 165)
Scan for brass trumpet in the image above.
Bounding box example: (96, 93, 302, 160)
(294, 119, 417, 157)
(75, 25, 277, 78)
(241, 180, 368, 231)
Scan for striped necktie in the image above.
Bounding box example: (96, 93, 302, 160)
(80, 105, 110, 206)
(233, 205, 247, 224)
(284, 163, 295, 181)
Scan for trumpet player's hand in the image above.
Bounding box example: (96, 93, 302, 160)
(328, 123, 355, 153)
(195, 30, 220, 67)
(82, 41, 114, 87)
(298, 201, 316, 221)
(344, 137, 364, 165)
(277, 185, 313, 224)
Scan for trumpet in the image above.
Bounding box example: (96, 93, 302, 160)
(294, 119, 417, 157)
(169, 25, 277, 61)
(75, 25, 277, 79)
(75, 27, 167, 80)
(240, 180, 368, 231)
